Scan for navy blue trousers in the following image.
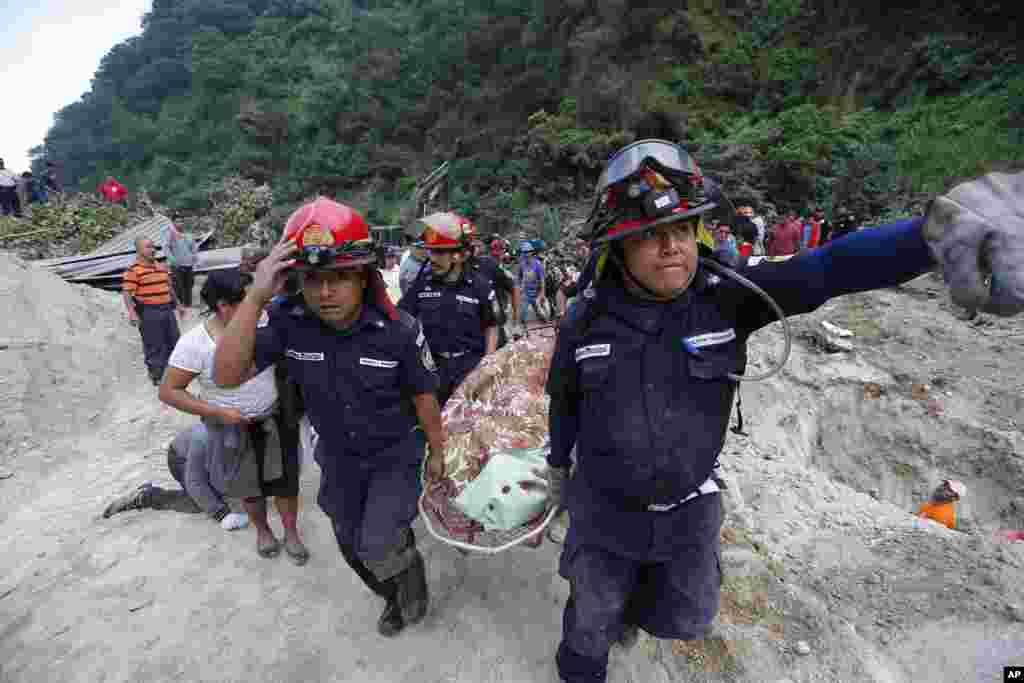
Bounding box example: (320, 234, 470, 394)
(316, 431, 425, 587)
(556, 493, 723, 682)
(138, 302, 180, 382)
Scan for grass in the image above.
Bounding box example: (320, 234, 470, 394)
(892, 462, 916, 479)
(672, 636, 751, 674)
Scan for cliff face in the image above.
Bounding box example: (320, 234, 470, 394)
(365, 0, 1020, 222)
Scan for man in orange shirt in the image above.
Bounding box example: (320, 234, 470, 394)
(917, 479, 966, 530)
(122, 237, 184, 385)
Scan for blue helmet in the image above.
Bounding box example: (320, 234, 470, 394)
(519, 241, 534, 255)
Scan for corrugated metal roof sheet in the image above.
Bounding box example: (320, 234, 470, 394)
(88, 215, 172, 256)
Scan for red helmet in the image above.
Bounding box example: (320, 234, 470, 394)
(283, 197, 375, 270)
(416, 212, 473, 250)
(490, 239, 505, 257)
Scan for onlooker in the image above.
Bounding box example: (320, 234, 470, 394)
(917, 479, 967, 530)
(556, 240, 590, 317)
(517, 241, 548, 326)
(802, 210, 823, 249)
(399, 238, 429, 296)
(122, 237, 183, 385)
(713, 223, 738, 258)
(0, 159, 20, 217)
(159, 269, 308, 564)
(471, 237, 519, 348)
(15, 172, 33, 213)
(767, 213, 803, 256)
(814, 207, 832, 244)
(45, 161, 63, 194)
(101, 423, 250, 531)
(162, 215, 198, 307)
(830, 208, 859, 241)
(98, 176, 128, 206)
(750, 209, 767, 256)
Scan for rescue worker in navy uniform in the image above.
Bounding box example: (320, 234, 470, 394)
(470, 235, 520, 349)
(398, 212, 499, 406)
(213, 198, 448, 638)
(544, 140, 1024, 682)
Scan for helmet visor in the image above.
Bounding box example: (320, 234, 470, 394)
(596, 140, 700, 194)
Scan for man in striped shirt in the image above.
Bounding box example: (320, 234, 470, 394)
(123, 237, 184, 385)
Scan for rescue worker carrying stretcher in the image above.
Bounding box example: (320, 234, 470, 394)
(398, 212, 499, 407)
(213, 198, 447, 638)
(544, 139, 1024, 683)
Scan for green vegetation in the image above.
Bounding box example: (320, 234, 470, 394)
(33, 0, 560, 216)
(527, 99, 630, 151)
(26, 0, 1022, 231)
(0, 203, 130, 253)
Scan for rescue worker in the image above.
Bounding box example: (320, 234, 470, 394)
(399, 236, 429, 296)
(543, 139, 1024, 683)
(917, 479, 967, 530)
(212, 198, 446, 637)
(470, 235, 521, 349)
(517, 241, 549, 327)
(398, 212, 499, 406)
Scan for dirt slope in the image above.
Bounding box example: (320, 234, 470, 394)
(1, 256, 1023, 683)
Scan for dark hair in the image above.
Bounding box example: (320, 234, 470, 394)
(200, 269, 252, 314)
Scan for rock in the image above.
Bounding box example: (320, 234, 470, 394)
(1008, 604, 1024, 622)
(794, 640, 812, 656)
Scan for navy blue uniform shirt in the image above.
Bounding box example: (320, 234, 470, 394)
(398, 268, 499, 354)
(547, 218, 935, 510)
(473, 256, 515, 303)
(253, 296, 439, 461)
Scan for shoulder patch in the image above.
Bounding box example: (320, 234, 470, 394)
(575, 343, 611, 362)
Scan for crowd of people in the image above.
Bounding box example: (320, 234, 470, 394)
(0, 158, 62, 217)
(96, 137, 1021, 683)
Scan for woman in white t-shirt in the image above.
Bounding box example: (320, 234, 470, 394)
(158, 269, 308, 565)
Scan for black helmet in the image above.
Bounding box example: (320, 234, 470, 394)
(584, 139, 718, 245)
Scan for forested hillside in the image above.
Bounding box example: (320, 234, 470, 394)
(31, 0, 1024, 234)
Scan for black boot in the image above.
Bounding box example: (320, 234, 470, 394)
(395, 550, 429, 626)
(377, 591, 405, 637)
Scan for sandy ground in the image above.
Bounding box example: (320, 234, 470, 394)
(2, 254, 1024, 683)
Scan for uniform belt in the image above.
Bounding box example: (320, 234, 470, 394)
(436, 350, 469, 359)
(643, 477, 723, 513)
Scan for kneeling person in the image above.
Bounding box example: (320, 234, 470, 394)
(102, 423, 248, 531)
(213, 198, 447, 637)
(159, 270, 308, 564)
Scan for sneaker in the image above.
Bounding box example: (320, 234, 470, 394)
(103, 482, 153, 518)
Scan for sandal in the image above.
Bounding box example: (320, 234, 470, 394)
(284, 538, 310, 566)
(257, 535, 281, 559)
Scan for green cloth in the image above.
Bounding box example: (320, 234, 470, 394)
(453, 447, 549, 531)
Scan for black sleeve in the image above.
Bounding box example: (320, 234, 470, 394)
(545, 317, 581, 469)
(478, 280, 499, 328)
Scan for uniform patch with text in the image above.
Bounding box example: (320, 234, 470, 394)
(575, 343, 611, 362)
(285, 349, 324, 361)
(683, 328, 736, 349)
(359, 358, 399, 369)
